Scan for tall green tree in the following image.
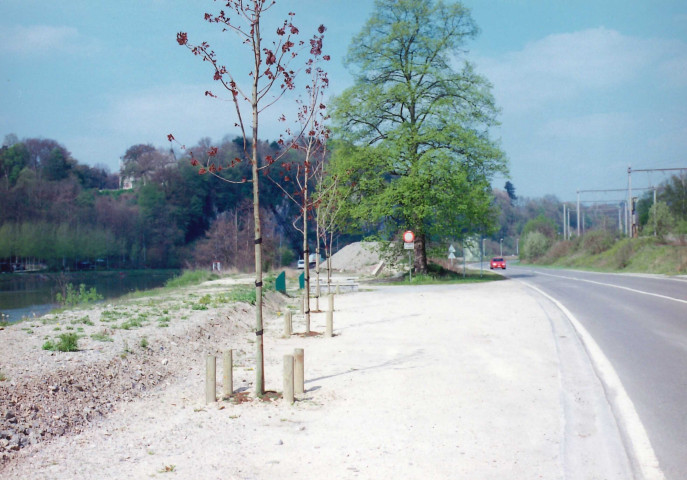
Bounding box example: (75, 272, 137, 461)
(330, 0, 507, 272)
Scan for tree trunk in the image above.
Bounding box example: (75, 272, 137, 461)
(252, 24, 264, 397)
(413, 232, 428, 274)
(303, 184, 311, 333)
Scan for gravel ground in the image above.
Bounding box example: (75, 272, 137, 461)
(0, 245, 640, 479)
(0, 275, 281, 467)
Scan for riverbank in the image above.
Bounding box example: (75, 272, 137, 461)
(0, 271, 641, 479)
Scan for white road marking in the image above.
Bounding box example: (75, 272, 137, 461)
(524, 282, 666, 480)
(533, 271, 687, 305)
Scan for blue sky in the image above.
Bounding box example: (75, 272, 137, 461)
(1, 0, 686, 201)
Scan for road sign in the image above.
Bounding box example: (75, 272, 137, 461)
(403, 230, 414, 243)
(448, 244, 456, 254)
(448, 252, 456, 259)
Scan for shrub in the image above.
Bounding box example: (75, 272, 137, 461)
(541, 240, 573, 263)
(43, 333, 79, 352)
(643, 201, 675, 240)
(56, 284, 103, 307)
(521, 231, 550, 261)
(614, 239, 634, 269)
(581, 230, 614, 255)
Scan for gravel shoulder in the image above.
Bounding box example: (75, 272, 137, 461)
(1, 271, 636, 479)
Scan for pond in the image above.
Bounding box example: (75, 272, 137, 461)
(0, 270, 179, 323)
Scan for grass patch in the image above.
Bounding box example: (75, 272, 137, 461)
(165, 270, 219, 289)
(382, 263, 504, 285)
(91, 331, 113, 342)
(116, 315, 147, 330)
(227, 286, 257, 305)
(71, 315, 94, 326)
(42, 333, 79, 352)
(100, 309, 127, 323)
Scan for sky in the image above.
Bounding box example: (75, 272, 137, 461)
(1, 0, 686, 202)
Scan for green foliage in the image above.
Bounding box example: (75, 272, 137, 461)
(644, 201, 675, 239)
(56, 283, 103, 307)
(521, 231, 550, 261)
(91, 331, 114, 342)
(71, 315, 94, 326)
(227, 286, 257, 305)
(330, 0, 506, 266)
(581, 230, 615, 255)
(42, 333, 79, 352)
(140, 337, 149, 348)
(165, 270, 219, 288)
(117, 315, 147, 330)
(521, 215, 558, 240)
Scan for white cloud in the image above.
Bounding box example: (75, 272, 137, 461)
(0, 24, 97, 56)
(476, 27, 682, 113)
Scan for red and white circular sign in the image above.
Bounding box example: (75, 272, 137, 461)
(403, 230, 414, 243)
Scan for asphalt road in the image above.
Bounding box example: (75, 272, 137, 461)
(502, 264, 687, 480)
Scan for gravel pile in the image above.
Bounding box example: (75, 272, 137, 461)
(329, 242, 386, 272)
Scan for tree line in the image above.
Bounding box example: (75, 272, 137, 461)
(0, 134, 317, 271)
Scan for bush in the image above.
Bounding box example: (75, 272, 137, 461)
(42, 333, 79, 352)
(581, 230, 614, 255)
(614, 239, 634, 269)
(643, 201, 675, 240)
(56, 283, 103, 307)
(541, 240, 573, 263)
(521, 231, 550, 261)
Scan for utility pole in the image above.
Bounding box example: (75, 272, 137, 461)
(563, 204, 567, 238)
(576, 191, 581, 236)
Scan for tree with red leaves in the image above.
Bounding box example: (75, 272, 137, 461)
(172, 1, 326, 396)
(266, 26, 330, 330)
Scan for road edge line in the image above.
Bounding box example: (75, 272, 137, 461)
(523, 281, 665, 480)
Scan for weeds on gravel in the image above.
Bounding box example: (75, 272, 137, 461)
(42, 333, 79, 352)
(0, 371, 7, 381)
(71, 315, 94, 326)
(158, 464, 176, 473)
(227, 286, 256, 305)
(91, 331, 113, 342)
(139, 337, 149, 348)
(116, 315, 147, 330)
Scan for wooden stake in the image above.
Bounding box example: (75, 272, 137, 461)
(328, 293, 334, 312)
(294, 348, 304, 395)
(283, 354, 294, 404)
(326, 310, 333, 338)
(284, 310, 292, 336)
(222, 350, 233, 397)
(205, 354, 216, 404)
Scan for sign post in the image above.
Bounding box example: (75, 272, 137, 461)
(448, 244, 456, 267)
(403, 230, 414, 282)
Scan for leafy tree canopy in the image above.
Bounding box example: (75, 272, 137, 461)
(329, 0, 507, 271)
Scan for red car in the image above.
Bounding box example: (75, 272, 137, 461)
(490, 257, 506, 269)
